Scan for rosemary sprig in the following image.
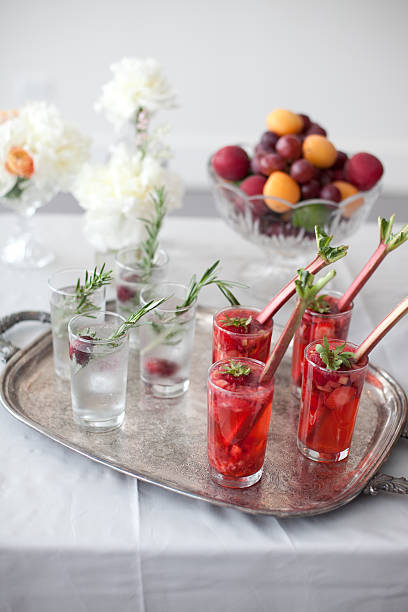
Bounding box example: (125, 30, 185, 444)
(308, 294, 331, 314)
(177, 260, 242, 310)
(110, 298, 167, 340)
(75, 264, 113, 316)
(221, 359, 251, 378)
(139, 186, 167, 281)
(315, 336, 355, 370)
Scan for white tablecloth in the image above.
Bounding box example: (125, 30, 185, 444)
(1, 214, 408, 612)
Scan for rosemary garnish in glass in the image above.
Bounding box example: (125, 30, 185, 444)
(75, 264, 113, 316)
(139, 186, 167, 281)
(142, 261, 244, 352)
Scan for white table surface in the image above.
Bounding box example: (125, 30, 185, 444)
(1, 214, 408, 612)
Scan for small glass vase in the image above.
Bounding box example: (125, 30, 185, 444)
(1, 197, 54, 268)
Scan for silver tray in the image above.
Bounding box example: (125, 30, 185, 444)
(1, 307, 408, 517)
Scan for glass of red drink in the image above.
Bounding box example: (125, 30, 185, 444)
(207, 358, 274, 488)
(297, 339, 368, 463)
(291, 291, 353, 396)
(212, 306, 273, 363)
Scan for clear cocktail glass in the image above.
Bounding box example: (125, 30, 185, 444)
(297, 339, 368, 463)
(207, 358, 274, 488)
(291, 291, 353, 396)
(49, 268, 106, 380)
(212, 306, 273, 363)
(139, 282, 196, 398)
(115, 247, 169, 349)
(68, 311, 129, 431)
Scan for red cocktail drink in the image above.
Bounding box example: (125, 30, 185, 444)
(208, 358, 274, 488)
(212, 307, 273, 363)
(297, 339, 368, 462)
(291, 292, 353, 395)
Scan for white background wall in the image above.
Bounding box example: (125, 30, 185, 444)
(2, 0, 407, 193)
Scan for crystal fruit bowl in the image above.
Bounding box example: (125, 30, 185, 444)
(208, 151, 381, 300)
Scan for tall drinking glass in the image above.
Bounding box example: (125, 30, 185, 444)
(115, 247, 169, 349)
(139, 282, 196, 398)
(49, 268, 106, 380)
(68, 311, 129, 431)
(208, 358, 274, 488)
(297, 339, 368, 463)
(291, 291, 353, 396)
(212, 306, 273, 363)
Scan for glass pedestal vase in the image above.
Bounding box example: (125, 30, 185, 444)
(1, 204, 54, 269)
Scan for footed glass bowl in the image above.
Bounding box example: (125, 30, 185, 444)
(208, 154, 381, 299)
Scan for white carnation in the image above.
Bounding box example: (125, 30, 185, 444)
(74, 143, 184, 252)
(0, 101, 90, 203)
(95, 57, 177, 129)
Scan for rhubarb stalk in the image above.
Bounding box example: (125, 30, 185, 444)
(256, 226, 348, 325)
(354, 296, 408, 363)
(337, 215, 408, 312)
(260, 268, 336, 383)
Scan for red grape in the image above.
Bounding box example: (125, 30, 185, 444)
(306, 123, 327, 137)
(259, 153, 286, 175)
(332, 150, 348, 169)
(301, 179, 320, 200)
(298, 113, 311, 132)
(320, 184, 341, 203)
(332, 168, 346, 181)
(319, 170, 334, 186)
(276, 135, 301, 161)
(260, 131, 279, 151)
(250, 199, 270, 219)
(290, 159, 315, 184)
(255, 143, 268, 155)
(251, 154, 263, 174)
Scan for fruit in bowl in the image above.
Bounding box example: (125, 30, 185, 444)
(209, 109, 383, 238)
(208, 109, 383, 297)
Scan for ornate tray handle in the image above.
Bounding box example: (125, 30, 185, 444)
(0, 311, 50, 363)
(364, 473, 408, 496)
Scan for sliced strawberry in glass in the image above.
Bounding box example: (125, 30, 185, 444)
(325, 385, 356, 410)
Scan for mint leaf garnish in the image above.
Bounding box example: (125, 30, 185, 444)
(315, 336, 355, 370)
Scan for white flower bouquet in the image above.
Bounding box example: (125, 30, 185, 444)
(76, 56, 183, 254)
(74, 143, 184, 252)
(0, 101, 90, 209)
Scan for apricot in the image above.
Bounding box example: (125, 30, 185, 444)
(332, 180, 364, 219)
(263, 171, 300, 213)
(266, 109, 303, 136)
(332, 180, 359, 201)
(302, 135, 337, 169)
